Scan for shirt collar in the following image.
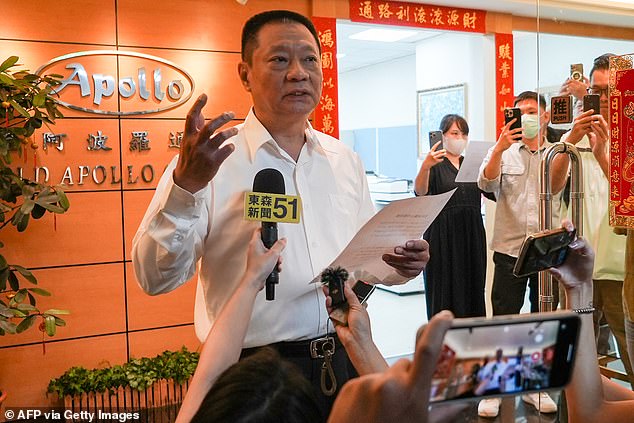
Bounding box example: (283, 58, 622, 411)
(519, 136, 553, 153)
(243, 108, 323, 162)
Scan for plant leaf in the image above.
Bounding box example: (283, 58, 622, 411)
(0, 319, 17, 334)
(9, 99, 29, 118)
(44, 309, 70, 315)
(0, 56, 19, 72)
(44, 314, 56, 336)
(8, 271, 19, 290)
(16, 314, 37, 333)
(13, 265, 37, 284)
(29, 287, 50, 296)
(54, 316, 66, 326)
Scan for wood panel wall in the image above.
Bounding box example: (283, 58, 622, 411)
(0, 0, 310, 409)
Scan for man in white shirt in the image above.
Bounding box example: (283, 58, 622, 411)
(553, 53, 632, 385)
(477, 91, 566, 416)
(131, 10, 429, 416)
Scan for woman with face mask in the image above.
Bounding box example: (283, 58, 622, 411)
(414, 114, 493, 319)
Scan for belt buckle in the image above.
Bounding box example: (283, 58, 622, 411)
(310, 336, 335, 359)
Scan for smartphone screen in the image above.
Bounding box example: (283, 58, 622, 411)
(504, 108, 522, 131)
(513, 228, 576, 278)
(429, 313, 579, 403)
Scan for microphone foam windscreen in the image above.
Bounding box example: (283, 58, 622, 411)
(253, 168, 285, 194)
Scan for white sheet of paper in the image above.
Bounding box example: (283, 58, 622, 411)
(312, 189, 456, 285)
(455, 141, 495, 183)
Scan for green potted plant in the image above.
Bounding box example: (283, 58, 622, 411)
(48, 347, 200, 412)
(0, 54, 71, 404)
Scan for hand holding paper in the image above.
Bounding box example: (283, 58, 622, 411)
(312, 189, 456, 286)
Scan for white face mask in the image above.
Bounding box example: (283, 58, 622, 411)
(521, 114, 540, 139)
(444, 137, 468, 156)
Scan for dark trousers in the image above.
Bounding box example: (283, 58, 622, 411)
(240, 334, 356, 421)
(492, 252, 559, 315)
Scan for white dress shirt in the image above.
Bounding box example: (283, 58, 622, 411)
(560, 132, 625, 281)
(132, 110, 376, 346)
(478, 139, 562, 258)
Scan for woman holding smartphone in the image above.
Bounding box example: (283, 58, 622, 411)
(414, 114, 493, 319)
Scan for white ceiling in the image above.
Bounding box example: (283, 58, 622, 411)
(336, 0, 634, 73)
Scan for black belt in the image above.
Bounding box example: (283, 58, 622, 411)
(242, 333, 342, 358)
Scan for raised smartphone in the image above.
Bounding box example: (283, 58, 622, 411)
(513, 227, 577, 278)
(429, 311, 580, 403)
(504, 107, 522, 132)
(429, 130, 444, 150)
(583, 94, 601, 114)
(570, 63, 584, 81)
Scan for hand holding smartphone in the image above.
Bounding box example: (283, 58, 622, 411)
(429, 312, 580, 403)
(327, 278, 376, 326)
(513, 227, 577, 278)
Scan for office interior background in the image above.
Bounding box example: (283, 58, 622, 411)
(1, 0, 634, 413)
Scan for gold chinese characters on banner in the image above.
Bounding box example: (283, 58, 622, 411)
(351, 0, 486, 33)
(312, 17, 339, 138)
(609, 54, 634, 228)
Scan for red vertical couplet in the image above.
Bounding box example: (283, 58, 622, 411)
(311, 16, 339, 139)
(608, 55, 634, 227)
(495, 33, 515, 138)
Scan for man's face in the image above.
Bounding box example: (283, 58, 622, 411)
(590, 68, 609, 121)
(239, 22, 323, 123)
(515, 98, 549, 140)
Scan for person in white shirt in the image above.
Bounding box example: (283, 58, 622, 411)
(552, 53, 632, 385)
(132, 9, 429, 416)
(477, 91, 566, 417)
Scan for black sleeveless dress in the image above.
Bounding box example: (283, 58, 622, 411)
(423, 157, 488, 319)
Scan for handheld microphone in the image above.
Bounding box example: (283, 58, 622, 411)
(252, 168, 285, 300)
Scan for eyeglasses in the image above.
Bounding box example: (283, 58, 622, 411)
(587, 87, 609, 97)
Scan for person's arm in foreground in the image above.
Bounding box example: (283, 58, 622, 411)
(327, 310, 453, 423)
(175, 230, 286, 423)
(550, 221, 634, 423)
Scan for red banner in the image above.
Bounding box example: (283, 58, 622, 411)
(350, 1, 486, 33)
(495, 33, 515, 138)
(312, 17, 339, 139)
(609, 54, 634, 227)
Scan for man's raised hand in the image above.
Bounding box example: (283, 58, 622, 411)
(174, 94, 239, 193)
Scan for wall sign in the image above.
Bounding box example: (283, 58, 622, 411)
(351, 0, 486, 33)
(35, 50, 195, 116)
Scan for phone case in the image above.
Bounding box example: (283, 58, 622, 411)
(504, 108, 522, 131)
(570, 63, 583, 81)
(513, 228, 576, 278)
(583, 94, 600, 114)
(429, 131, 443, 149)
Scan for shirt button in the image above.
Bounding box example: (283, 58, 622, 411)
(175, 234, 183, 241)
